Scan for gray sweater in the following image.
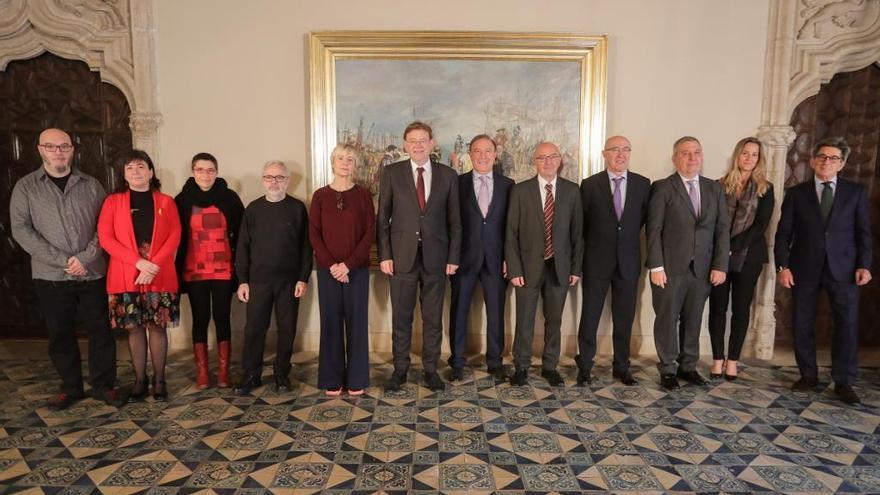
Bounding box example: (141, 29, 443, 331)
(10, 167, 107, 281)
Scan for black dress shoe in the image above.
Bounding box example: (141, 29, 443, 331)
(541, 368, 564, 387)
(723, 373, 738, 382)
(834, 385, 861, 405)
(385, 369, 407, 392)
(576, 369, 592, 386)
(128, 381, 148, 403)
(47, 392, 84, 411)
(424, 371, 445, 391)
(152, 377, 168, 402)
(791, 376, 818, 392)
(612, 370, 638, 386)
(93, 387, 128, 407)
(275, 375, 292, 393)
(233, 375, 262, 396)
(676, 370, 708, 386)
(510, 369, 528, 387)
(449, 367, 464, 382)
(487, 366, 508, 382)
(710, 372, 723, 380)
(660, 374, 680, 390)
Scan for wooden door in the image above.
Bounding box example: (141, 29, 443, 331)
(0, 52, 132, 338)
(776, 64, 880, 348)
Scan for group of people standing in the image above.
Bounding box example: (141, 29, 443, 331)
(9, 122, 872, 411)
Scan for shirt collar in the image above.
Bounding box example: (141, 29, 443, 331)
(815, 175, 837, 187)
(677, 173, 700, 184)
(608, 169, 627, 180)
(410, 159, 430, 171)
(473, 170, 492, 181)
(537, 175, 557, 189)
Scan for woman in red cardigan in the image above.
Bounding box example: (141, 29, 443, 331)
(98, 150, 181, 401)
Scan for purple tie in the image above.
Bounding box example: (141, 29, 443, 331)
(612, 176, 624, 220)
(688, 179, 700, 217)
(477, 175, 490, 217)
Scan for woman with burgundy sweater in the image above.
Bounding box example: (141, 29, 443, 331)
(98, 150, 181, 401)
(308, 144, 375, 395)
(175, 153, 244, 389)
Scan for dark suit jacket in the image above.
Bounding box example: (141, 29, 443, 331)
(505, 176, 584, 288)
(377, 160, 462, 274)
(580, 170, 650, 280)
(646, 173, 730, 278)
(457, 171, 514, 276)
(728, 183, 774, 270)
(774, 177, 872, 282)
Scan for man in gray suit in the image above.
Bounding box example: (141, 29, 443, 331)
(377, 121, 462, 392)
(647, 136, 730, 390)
(506, 142, 584, 387)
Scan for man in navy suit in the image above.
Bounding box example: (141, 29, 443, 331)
(775, 137, 873, 405)
(576, 136, 650, 386)
(448, 135, 514, 382)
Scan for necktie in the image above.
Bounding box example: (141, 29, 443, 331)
(477, 175, 490, 217)
(687, 179, 700, 217)
(416, 167, 426, 212)
(543, 183, 555, 259)
(820, 181, 833, 224)
(612, 176, 624, 220)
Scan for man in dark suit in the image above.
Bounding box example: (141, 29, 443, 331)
(775, 137, 872, 405)
(647, 136, 729, 390)
(576, 135, 650, 386)
(448, 134, 514, 382)
(506, 142, 584, 387)
(377, 121, 462, 392)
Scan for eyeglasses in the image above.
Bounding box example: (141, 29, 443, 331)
(193, 167, 217, 175)
(336, 191, 345, 211)
(406, 139, 430, 146)
(533, 154, 561, 162)
(262, 175, 288, 182)
(814, 154, 842, 163)
(604, 147, 632, 153)
(39, 143, 74, 152)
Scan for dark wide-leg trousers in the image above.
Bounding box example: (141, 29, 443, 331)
(316, 267, 370, 390)
(240, 280, 299, 378)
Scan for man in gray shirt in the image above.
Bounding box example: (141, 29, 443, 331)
(10, 128, 125, 409)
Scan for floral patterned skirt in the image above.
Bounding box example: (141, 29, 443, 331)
(108, 291, 180, 330)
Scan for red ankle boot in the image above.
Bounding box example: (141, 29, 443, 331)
(217, 341, 231, 388)
(193, 343, 210, 389)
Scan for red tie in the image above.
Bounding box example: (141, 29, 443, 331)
(416, 167, 426, 212)
(543, 183, 555, 259)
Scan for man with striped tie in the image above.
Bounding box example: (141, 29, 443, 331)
(505, 142, 584, 387)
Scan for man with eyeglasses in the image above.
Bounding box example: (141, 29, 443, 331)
(505, 142, 584, 387)
(646, 136, 729, 391)
(576, 136, 650, 386)
(775, 137, 872, 405)
(10, 128, 126, 409)
(233, 160, 312, 395)
(377, 121, 462, 392)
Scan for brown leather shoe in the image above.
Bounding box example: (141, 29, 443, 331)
(791, 376, 819, 391)
(834, 385, 861, 405)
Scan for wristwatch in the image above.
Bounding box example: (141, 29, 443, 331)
(776, 266, 787, 273)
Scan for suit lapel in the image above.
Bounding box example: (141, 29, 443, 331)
(698, 176, 711, 221)
(804, 179, 824, 224)
(462, 171, 480, 216)
(400, 162, 420, 210)
(485, 171, 503, 219)
(597, 170, 619, 222)
(670, 174, 697, 218)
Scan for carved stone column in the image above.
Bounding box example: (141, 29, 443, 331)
(130, 111, 163, 153)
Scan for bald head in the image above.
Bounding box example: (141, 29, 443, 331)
(37, 128, 74, 177)
(602, 135, 632, 174)
(532, 142, 562, 181)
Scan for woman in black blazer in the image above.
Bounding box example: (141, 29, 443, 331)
(708, 137, 775, 381)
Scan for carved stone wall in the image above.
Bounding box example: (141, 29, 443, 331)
(756, 0, 880, 359)
(0, 0, 161, 156)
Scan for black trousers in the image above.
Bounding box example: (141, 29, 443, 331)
(316, 267, 370, 389)
(389, 248, 446, 374)
(651, 266, 710, 376)
(32, 278, 117, 395)
(187, 279, 235, 343)
(240, 280, 299, 378)
(448, 261, 507, 370)
(512, 259, 569, 372)
(576, 266, 638, 374)
(792, 265, 859, 386)
(707, 262, 764, 361)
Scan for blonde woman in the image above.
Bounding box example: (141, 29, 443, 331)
(708, 137, 775, 381)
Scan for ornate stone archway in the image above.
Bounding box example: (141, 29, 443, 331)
(0, 0, 162, 155)
(752, 0, 880, 359)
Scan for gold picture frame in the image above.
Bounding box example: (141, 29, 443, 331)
(308, 31, 608, 195)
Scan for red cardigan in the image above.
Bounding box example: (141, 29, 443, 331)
(98, 190, 182, 294)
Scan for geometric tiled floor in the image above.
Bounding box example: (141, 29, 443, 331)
(1, 353, 879, 494)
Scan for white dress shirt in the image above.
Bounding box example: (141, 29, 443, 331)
(411, 159, 432, 202)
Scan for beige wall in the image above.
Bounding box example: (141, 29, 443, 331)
(154, 0, 770, 361)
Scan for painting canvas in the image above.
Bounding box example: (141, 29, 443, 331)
(309, 31, 608, 199)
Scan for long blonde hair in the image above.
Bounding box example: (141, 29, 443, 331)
(721, 137, 770, 196)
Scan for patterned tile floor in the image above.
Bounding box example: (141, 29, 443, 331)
(1, 352, 879, 494)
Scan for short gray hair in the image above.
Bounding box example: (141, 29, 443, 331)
(813, 137, 851, 162)
(263, 160, 289, 175)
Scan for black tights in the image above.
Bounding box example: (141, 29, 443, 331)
(187, 279, 234, 343)
(128, 324, 168, 383)
(707, 263, 764, 361)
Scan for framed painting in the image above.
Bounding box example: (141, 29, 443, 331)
(308, 31, 608, 198)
